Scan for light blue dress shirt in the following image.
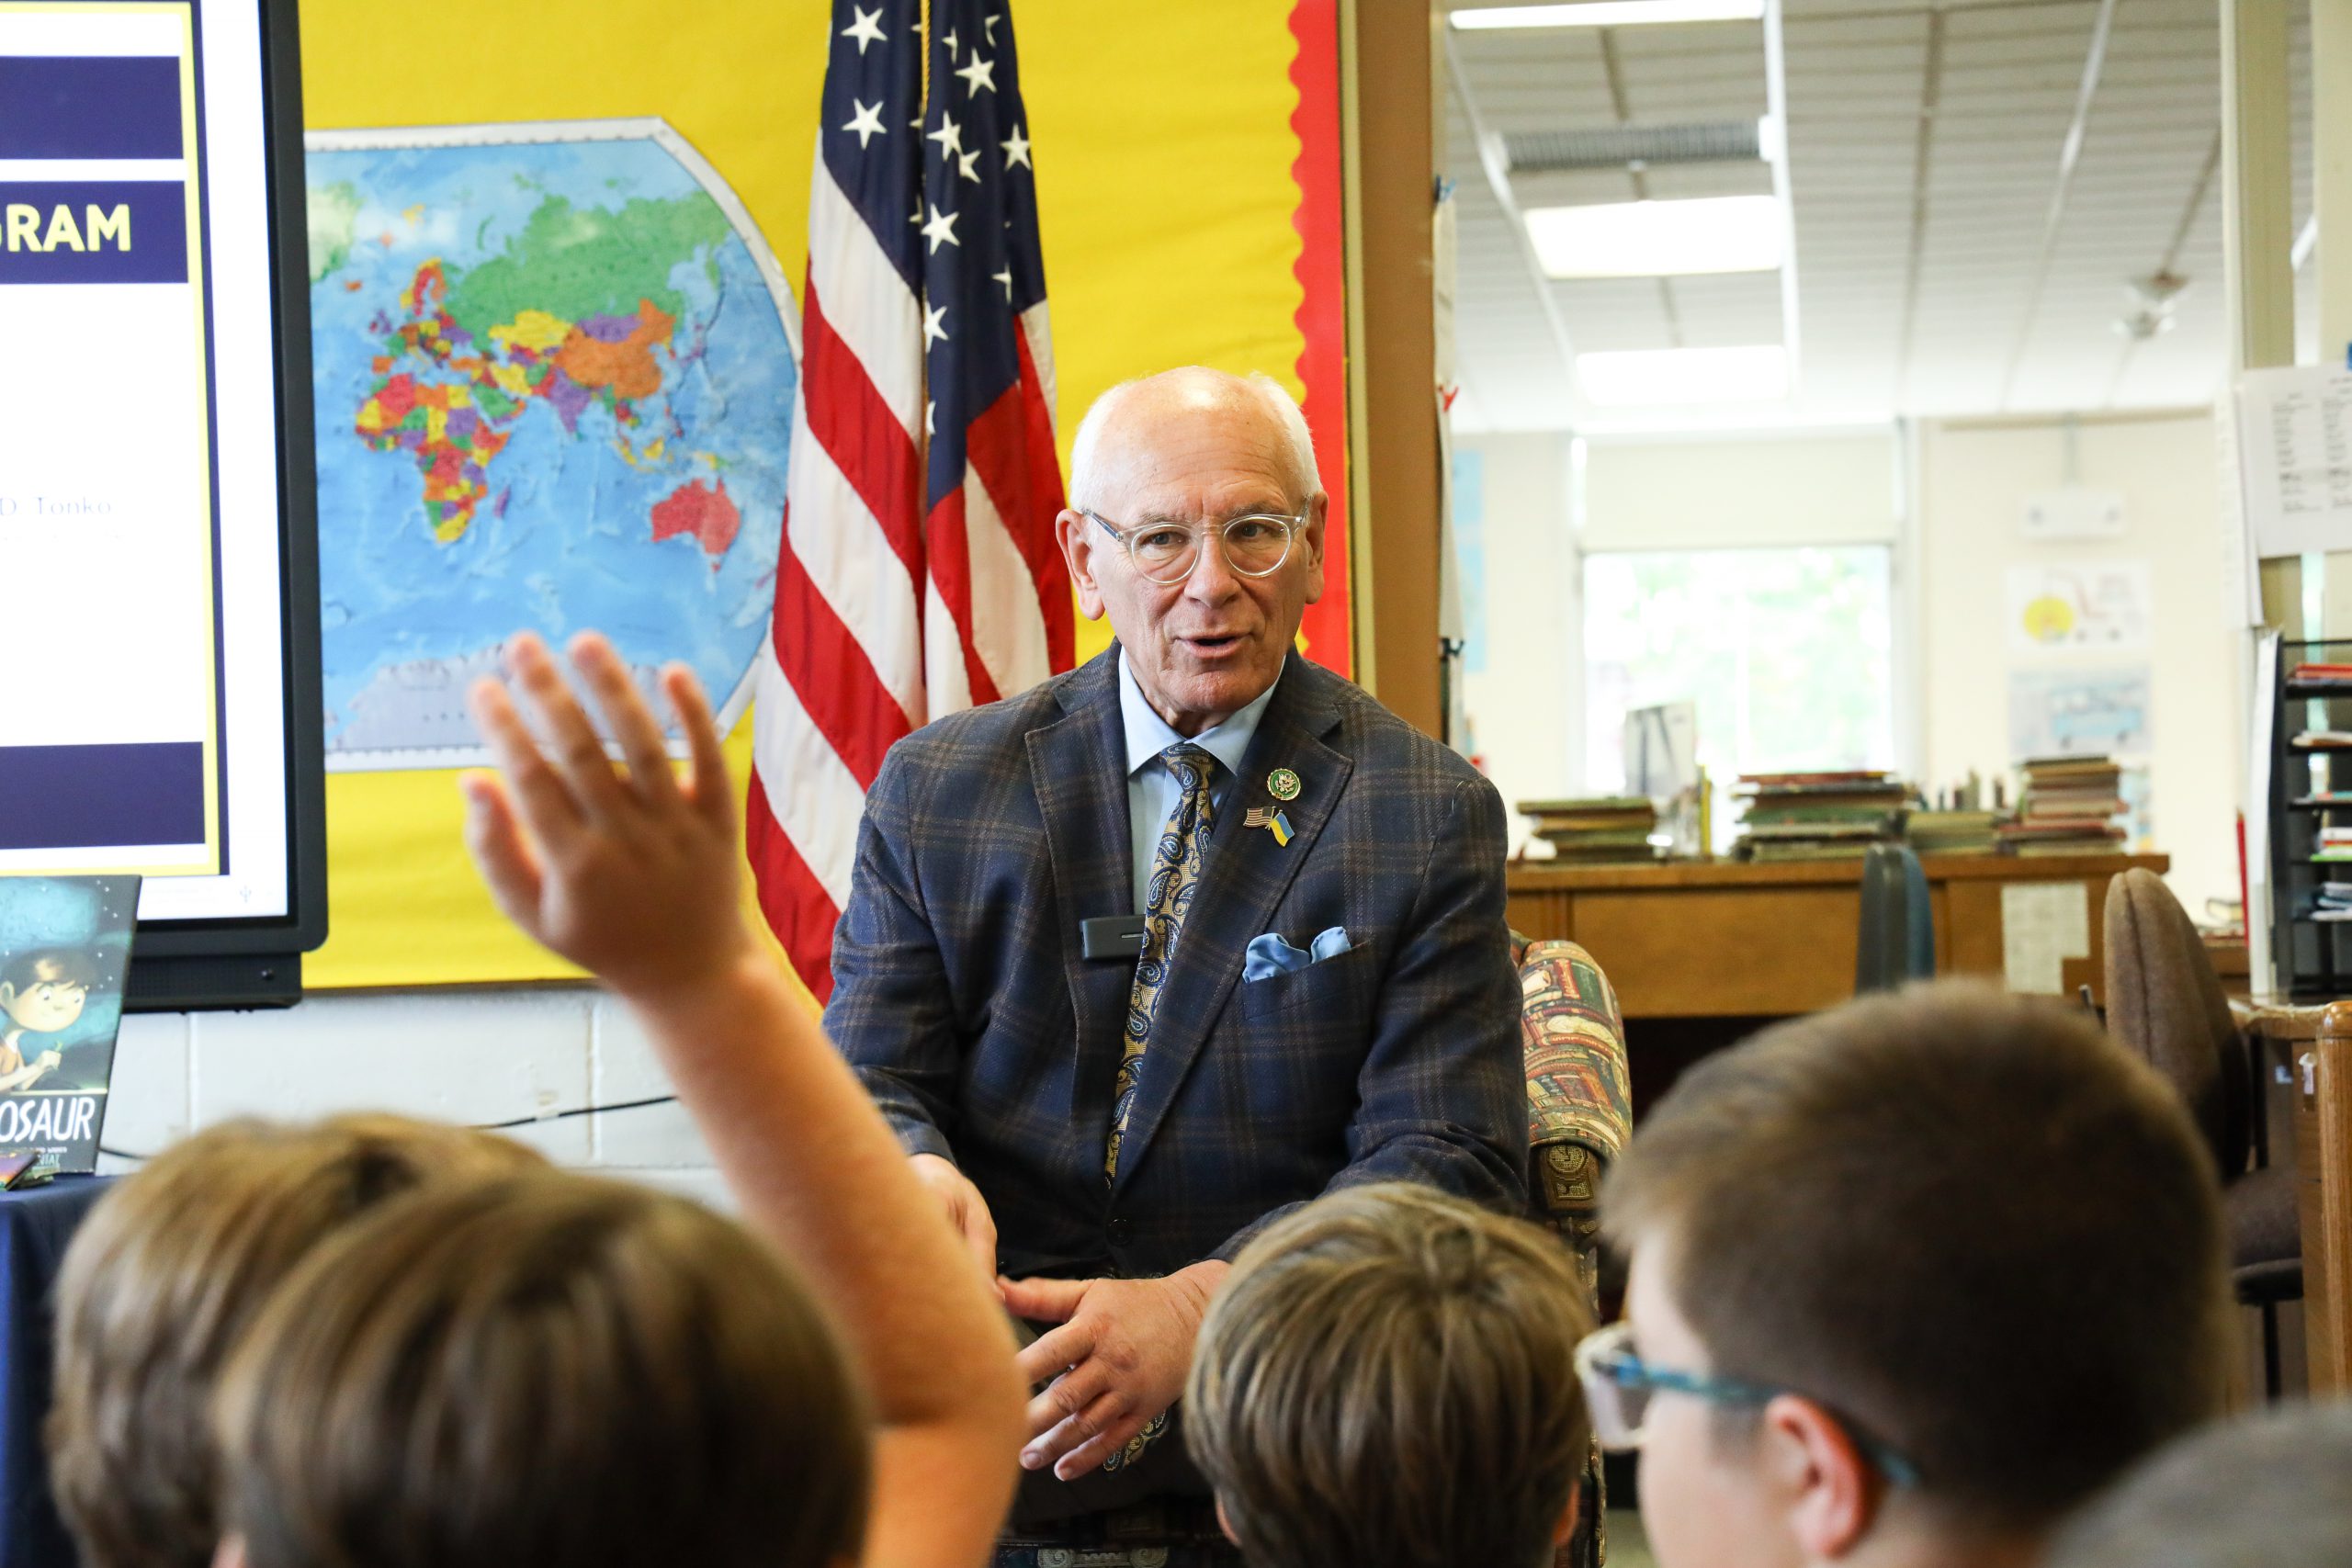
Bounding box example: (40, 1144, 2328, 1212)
(1118, 649, 1283, 915)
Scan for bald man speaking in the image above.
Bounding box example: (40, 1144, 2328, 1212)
(826, 367, 1525, 1554)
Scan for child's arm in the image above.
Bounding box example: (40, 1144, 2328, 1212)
(463, 632, 1023, 1568)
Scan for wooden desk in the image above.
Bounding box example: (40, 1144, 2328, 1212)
(1506, 852, 2169, 1021)
(2291, 1005, 2352, 1393)
(2209, 937, 2254, 1001)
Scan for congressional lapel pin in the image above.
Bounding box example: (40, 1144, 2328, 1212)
(1267, 767, 1302, 802)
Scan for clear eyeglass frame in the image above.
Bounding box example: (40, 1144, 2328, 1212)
(1572, 1321, 1922, 1488)
(1083, 507, 1305, 586)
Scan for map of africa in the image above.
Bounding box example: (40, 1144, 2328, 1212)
(304, 121, 796, 765)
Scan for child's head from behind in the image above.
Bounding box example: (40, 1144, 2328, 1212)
(1186, 1181, 1594, 1568)
(1601, 980, 2231, 1568)
(2046, 1402, 2352, 1568)
(212, 1170, 871, 1568)
(47, 1115, 548, 1568)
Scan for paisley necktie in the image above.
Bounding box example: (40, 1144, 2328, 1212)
(1106, 741, 1216, 1181)
(1098, 741, 1215, 1473)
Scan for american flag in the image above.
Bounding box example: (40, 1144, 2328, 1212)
(749, 0, 1070, 999)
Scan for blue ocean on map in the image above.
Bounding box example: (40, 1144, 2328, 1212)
(305, 133, 794, 761)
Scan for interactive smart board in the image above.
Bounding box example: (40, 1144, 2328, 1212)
(0, 0, 323, 1006)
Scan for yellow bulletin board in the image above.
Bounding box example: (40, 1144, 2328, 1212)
(300, 0, 1336, 989)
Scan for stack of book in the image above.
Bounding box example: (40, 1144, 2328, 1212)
(2314, 827, 2352, 867)
(1734, 772, 1908, 862)
(1999, 756, 2127, 856)
(1906, 809, 2003, 857)
(1518, 797, 1661, 863)
(2290, 660, 2352, 691)
(2313, 880, 2352, 923)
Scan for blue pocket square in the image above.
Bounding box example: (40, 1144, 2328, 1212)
(1243, 926, 1353, 982)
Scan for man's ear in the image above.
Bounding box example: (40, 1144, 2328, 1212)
(1551, 1476, 1584, 1546)
(1298, 489, 1329, 606)
(1758, 1393, 1881, 1560)
(211, 1534, 250, 1568)
(1055, 507, 1106, 620)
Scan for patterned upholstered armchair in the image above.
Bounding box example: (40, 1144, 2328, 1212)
(1510, 934, 1635, 1568)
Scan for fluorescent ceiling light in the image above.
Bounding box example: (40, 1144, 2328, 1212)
(1578, 345, 1788, 406)
(1452, 1, 1765, 29)
(1524, 195, 1781, 278)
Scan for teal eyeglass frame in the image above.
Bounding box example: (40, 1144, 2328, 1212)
(1575, 1322, 1922, 1488)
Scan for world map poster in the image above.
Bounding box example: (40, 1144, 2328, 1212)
(305, 119, 797, 770)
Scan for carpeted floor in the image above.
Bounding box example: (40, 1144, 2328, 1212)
(1607, 1508, 1657, 1568)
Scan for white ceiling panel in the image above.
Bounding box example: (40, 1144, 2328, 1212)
(1441, 0, 2313, 431)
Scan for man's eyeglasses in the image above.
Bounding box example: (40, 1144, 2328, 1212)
(1083, 507, 1304, 586)
(1573, 1321, 1921, 1487)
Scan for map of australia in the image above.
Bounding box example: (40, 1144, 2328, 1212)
(306, 122, 796, 764)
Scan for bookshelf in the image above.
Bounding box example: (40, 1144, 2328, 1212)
(2271, 640, 2352, 998)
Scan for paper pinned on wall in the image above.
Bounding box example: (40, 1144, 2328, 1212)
(1450, 445, 1485, 675)
(2006, 561, 2153, 653)
(2215, 385, 2264, 626)
(2248, 629, 2280, 997)
(2234, 366, 2352, 559)
(2008, 666, 2154, 760)
(2002, 881, 2091, 995)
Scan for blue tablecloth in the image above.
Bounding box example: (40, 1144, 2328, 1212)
(0, 1177, 111, 1568)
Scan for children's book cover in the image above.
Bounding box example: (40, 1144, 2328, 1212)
(0, 876, 139, 1176)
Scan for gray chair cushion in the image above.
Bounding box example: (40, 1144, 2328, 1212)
(2224, 1166, 2302, 1274)
(2103, 867, 2246, 1176)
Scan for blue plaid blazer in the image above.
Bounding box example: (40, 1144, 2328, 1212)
(826, 647, 1527, 1280)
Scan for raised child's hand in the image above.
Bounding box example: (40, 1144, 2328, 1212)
(461, 631, 754, 1001)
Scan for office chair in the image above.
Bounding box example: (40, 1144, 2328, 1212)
(1856, 843, 1935, 993)
(2103, 868, 2301, 1397)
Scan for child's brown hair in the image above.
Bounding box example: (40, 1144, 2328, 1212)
(1186, 1182, 1594, 1568)
(1604, 980, 2231, 1529)
(47, 1114, 548, 1568)
(212, 1170, 872, 1568)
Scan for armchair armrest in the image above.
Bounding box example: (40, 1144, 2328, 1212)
(1513, 936, 1634, 1291)
(1511, 935, 1632, 1568)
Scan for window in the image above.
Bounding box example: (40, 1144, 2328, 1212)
(1584, 546, 1895, 852)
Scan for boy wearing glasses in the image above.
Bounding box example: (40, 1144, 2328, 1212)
(1588, 980, 2230, 1568)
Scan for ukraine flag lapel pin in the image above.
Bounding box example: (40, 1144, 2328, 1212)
(1243, 806, 1295, 847)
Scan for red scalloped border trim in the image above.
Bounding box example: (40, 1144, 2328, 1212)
(1289, 0, 1351, 677)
